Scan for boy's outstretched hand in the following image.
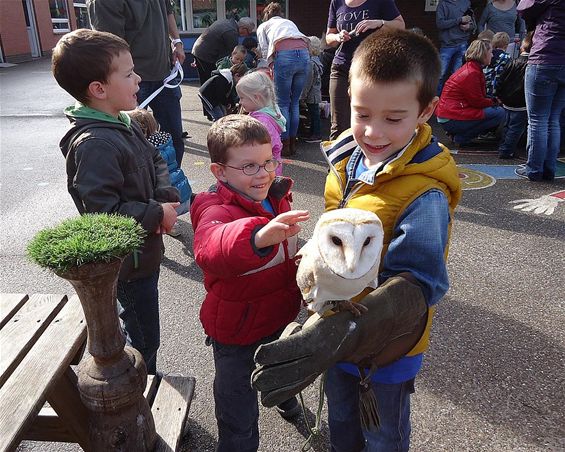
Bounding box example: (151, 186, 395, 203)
(159, 202, 180, 233)
(254, 210, 310, 249)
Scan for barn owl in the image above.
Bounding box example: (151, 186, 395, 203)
(296, 208, 384, 316)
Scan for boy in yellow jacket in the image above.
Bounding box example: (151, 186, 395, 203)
(253, 29, 461, 452)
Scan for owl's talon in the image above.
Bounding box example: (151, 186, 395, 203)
(337, 300, 368, 316)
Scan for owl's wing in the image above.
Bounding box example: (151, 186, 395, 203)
(296, 240, 318, 300)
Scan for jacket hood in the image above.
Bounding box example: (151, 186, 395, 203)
(256, 106, 286, 132)
(59, 103, 132, 158)
(218, 68, 233, 83)
(191, 177, 293, 226)
(322, 123, 462, 210)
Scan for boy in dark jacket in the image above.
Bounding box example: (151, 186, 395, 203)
(52, 29, 180, 374)
(190, 115, 309, 451)
(497, 32, 532, 159)
(198, 63, 248, 121)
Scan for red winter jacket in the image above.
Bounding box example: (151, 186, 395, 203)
(436, 61, 497, 121)
(190, 178, 301, 345)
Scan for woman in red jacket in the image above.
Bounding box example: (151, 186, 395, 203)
(436, 39, 505, 146)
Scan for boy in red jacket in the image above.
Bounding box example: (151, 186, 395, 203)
(190, 115, 309, 451)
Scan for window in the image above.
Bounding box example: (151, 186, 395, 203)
(226, 0, 250, 20)
(191, 0, 217, 29)
(73, 1, 89, 29)
(49, 0, 70, 33)
(172, 0, 287, 32)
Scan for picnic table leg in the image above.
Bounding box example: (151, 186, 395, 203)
(58, 259, 157, 451)
(45, 367, 90, 450)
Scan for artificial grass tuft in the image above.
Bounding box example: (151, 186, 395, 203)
(27, 213, 146, 273)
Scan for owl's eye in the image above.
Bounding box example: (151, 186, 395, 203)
(331, 236, 342, 246)
(363, 237, 371, 247)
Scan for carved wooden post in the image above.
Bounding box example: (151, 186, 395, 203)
(58, 259, 157, 451)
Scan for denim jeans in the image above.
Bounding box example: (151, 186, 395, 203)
(211, 331, 282, 452)
(138, 81, 185, 167)
(441, 106, 505, 145)
(498, 109, 528, 157)
(437, 43, 467, 95)
(524, 64, 565, 180)
(325, 366, 415, 452)
(273, 49, 309, 140)
(307, 102, 321, 137)
(116, 270, 160, 375)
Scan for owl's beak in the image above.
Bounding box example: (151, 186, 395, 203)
(344, 248, 357, 273)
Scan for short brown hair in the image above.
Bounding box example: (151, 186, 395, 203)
(263, 2, 283, 21)
(465, 39, 491, 63)
(52, 29, 130, 104)
(127, 108, 159, 138)
(350, 29, 440, 112)
(230, 62, 249, 77)
(492, 31, 510, 49)
(207, 115, 271, 163)
(477, 29, 495, 42)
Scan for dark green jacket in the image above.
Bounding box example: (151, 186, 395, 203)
(60, 104, 179, 281)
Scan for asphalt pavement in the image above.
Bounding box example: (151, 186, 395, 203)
(1, 58, 564, 452)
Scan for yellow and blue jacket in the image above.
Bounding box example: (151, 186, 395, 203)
(322, 123, 461, 382)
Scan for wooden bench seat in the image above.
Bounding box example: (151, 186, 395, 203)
(1, 293, 196, 452)
(24, 373, 195, 451)
(151, 375, 196, 452)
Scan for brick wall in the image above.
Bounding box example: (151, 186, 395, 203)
(0, 0, 31, 59)
(33, 0, 73, 54)
(0, 0, 75, 62)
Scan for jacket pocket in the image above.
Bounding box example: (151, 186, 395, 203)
(232, 303, 251, 339)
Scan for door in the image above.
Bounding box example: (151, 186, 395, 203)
(22, 0, 41, 58)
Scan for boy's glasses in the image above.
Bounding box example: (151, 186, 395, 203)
(218, 159, 280, 176)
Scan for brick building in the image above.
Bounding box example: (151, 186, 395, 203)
(0, 0, 88, 63)
(0, 0, 485, 63)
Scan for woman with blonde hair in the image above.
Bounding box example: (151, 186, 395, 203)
(436, 39, 505, 147)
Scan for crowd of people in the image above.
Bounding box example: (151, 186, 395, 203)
(51, 0, 563, 451)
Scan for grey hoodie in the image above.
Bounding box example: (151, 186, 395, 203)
(436, 0, 475, 47)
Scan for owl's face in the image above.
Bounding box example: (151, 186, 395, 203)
(316, 209, 384, 280)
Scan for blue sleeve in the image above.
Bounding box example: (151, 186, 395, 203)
(380, 189, 451, 306)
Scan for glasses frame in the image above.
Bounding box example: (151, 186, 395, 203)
(218, 159, 280, 176)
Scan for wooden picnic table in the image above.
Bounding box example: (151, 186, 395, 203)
(0, 293, 89, 451)
(0, 293, 195, 452)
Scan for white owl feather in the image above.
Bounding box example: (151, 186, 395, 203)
(296, 208, 384, 315)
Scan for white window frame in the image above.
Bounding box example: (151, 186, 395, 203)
(50, 0, 71, 33)
(179, 0, 288, 33)
(73, 1, 89, 29)
(52, 18, 70, 33)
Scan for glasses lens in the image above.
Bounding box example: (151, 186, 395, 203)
(265, 160, 279, 172)
(243, 163, 260, 175)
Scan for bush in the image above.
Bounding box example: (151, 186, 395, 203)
(27, 213, 146, 273)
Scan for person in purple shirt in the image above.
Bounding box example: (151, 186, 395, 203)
(515, 0, 565, 182)
(325, 0, 404, 140)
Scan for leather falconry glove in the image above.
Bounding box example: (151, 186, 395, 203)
(251, 273, 428, 408)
